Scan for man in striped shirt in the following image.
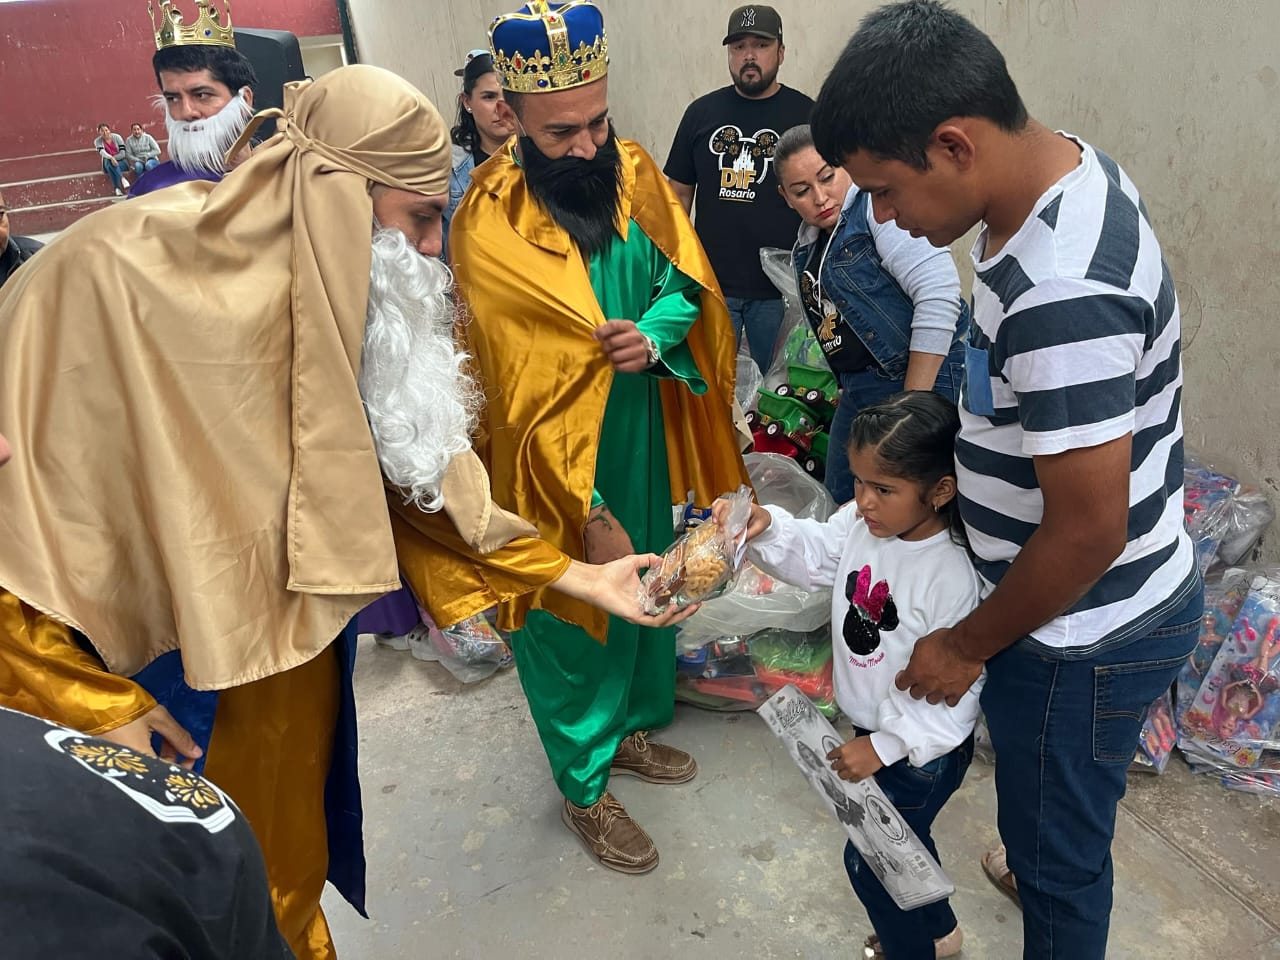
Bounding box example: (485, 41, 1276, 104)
(811, 3, 1201, 958)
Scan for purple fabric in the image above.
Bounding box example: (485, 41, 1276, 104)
(356, 584, 421, 636)
(128, 161, 223, 198)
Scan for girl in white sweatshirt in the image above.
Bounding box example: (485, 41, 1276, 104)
(737, 391, 983, 960)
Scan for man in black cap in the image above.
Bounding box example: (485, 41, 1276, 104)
(665, 5, 814, 371)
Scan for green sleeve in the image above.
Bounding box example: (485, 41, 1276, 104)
(590, 488, 605, 509)
(638, 248, 708, 396)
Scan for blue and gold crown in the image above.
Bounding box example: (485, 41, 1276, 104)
(149, 0, 235, 49)
(488, 1, 609, 94)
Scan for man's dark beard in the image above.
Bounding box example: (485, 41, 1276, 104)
(733, 64, 778, 96)
(520, 127, 623, 257)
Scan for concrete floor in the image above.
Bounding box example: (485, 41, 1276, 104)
(324, 637, 1280, 959)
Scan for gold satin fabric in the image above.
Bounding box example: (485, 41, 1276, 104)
(203, 643, 341, 960)
(0, 591, 156, 735)
(0, 65, 452, 690)
(445, 138, 750, 641)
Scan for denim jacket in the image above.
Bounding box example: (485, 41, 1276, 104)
(442, 144, 477, 260)
(791, 188, 969, 381)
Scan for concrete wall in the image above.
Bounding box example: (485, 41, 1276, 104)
(349, 0, 1280, 550)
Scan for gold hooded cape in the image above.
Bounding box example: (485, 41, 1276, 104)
(0, 65, 558, 692)
(439, 137, 750, 641)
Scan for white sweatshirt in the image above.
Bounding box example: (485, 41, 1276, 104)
(748, 504, 986, 767)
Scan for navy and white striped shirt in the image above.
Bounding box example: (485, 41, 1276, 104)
(958, 134, 1196, 655)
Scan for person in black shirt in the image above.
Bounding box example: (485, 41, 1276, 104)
(0, 189, 43, 289)
(664, 5, 814, 371)
(0, 704, 292, 959)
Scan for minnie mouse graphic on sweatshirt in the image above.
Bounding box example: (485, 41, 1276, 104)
(747, 503, 986, 768)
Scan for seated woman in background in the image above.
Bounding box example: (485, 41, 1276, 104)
(124, 123, 162, 178)
(775, 124, 969, 504)
(94, 123, 131, 197)
(442, 50, 515, 258)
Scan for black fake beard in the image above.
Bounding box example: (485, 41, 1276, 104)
(520, 127, 623, 257)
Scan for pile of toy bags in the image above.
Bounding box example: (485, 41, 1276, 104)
(1128, 451, 1278, 794)
(674, 452, 841, 718)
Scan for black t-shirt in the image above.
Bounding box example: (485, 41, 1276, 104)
(0, 707, 293, 960)
(665, 84, 814, 300)
(799, 232, 875, 373)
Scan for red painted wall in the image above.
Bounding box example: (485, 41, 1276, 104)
(0, 0, 341, 159)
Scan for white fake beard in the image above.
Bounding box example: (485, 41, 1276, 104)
(359, 228, 481, 513)
(153, 89, 254, 175)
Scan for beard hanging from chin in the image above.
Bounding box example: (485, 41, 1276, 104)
(520, 125, 624, 257)
(154, 89, 255, 175)
(359, 228, 481, 513)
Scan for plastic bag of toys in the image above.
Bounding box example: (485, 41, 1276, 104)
(642, 486, 753, 614)
(737, 350, 763, 415)
(411, 611, 513, 684)
(1184, 451, 1274, 575)
(746, 452, 836, 521)
(1180, 572, 1280, 768)
(674, 626, 839, 719)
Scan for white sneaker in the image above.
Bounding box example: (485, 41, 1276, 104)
(372, 632, 410, 652)
(114, 188, 124, 196)
(121, 176, 130, 188)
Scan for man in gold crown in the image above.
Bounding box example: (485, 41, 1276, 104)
(446, 0, 748, 874)
(0, 64, 694, 957)
(131, 0, 258, 196)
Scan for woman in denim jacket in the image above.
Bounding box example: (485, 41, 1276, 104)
(776, 125, 969, 504)
(442, 51, 516, 259)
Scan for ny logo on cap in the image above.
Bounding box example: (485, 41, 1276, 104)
(740, 7, 757, 27)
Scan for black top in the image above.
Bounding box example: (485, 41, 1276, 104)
(799, 232, 875, 373)
(665, 84, 814, 300)
(0, 235, 43, 287)
(0, 707, 292, 960)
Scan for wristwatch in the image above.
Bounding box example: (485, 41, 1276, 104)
(642, 334, 660, 368)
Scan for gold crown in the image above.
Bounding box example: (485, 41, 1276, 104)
(489, 1, 609, 95)
(150, 0, 235, 50)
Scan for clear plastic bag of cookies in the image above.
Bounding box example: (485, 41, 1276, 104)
(641, 485, 754, 614)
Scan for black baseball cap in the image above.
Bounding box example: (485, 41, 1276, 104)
(722, 5, 783, 45)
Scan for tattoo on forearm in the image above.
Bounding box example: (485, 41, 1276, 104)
(587, 508, 615, 532)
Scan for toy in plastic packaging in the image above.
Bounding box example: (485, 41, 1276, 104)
(759, 685, 955, 910)
(1183, 451, 1275, 575)
(642, 485, 753, 613)
(1181, 573, 1280, 767)
(1131, 688, 1177, 773)
(409, 611, 513, 684)
(1219, 752, 1280, 798)
(1175, 569, 1251, 726)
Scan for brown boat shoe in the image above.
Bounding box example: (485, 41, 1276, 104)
(561, 792, 659, 874)
(610, 731, 698, 784)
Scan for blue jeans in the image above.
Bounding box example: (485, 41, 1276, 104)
(725, 296, 785, 372)
(982, 583, 1203, 960)
(132, 158, 160, 177)
(844, 734, 973, 959)
(102, 159, 127, 191)
(825, 360, 963, 504)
